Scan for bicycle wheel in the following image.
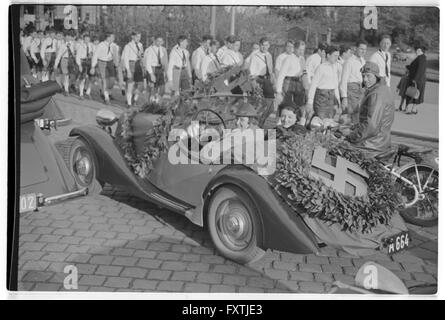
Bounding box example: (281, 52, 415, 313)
(396, 164, 438, 227)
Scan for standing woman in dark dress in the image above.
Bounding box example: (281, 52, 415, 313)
(404, 44, 427, 114)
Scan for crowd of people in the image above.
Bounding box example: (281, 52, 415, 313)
(20, 26, 428, 157)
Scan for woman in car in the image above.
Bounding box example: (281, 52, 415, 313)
(276, 101, 307, 137)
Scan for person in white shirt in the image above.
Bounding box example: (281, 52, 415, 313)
(121, 32, 144, 107)
(306, 46, 341, 123)
(248, 37, 274, 99)
(233, 39, 244, 68)
(220, 36, 243, 68)
(144, 35, 168, 99)
(167, 35, 192, 95)
(54, 30, 76, 95)
(191, 35, 212, 83)
(337, 45, 352, 81)
(90, 32, 115, 104)
(200, 40, 221, 81)
(340, 40, 367, 124)
(243, 43, 259, 69)
(75, 34, 94, 99)
(216, 35, 230, 61)
(29, 30, 44, 80)
(22, 29, 34, 59)
(276, 40, 307, 109)
(275, 40, 295, 76)
(40, 28, 57, 82)
(304, 43, 328, 87)
(370, 34, 392, 87)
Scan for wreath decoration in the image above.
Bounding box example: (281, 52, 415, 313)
(118, 98, 177, 178)
(267, 131, 402, 234)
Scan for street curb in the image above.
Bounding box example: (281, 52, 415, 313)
(391, 129, 438, 142)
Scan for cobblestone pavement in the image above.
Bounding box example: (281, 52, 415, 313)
(18, 185, 438, 293)
(17, 93, 438, 293)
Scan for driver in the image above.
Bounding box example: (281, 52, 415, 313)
(342, 61, 395, 158)
(234, 102, 259, 132)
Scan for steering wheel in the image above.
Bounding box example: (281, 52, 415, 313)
(191, 108, 227, 144)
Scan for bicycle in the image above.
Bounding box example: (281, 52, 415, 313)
(378, 144, 438, 227)
(319, 124, 439, 227)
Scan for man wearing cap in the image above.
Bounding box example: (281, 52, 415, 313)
(343, 61, 395, 158)
(234, 102, 260, 131)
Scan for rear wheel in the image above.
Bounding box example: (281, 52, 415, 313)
(207, 185, 264, 264)
(65, 137, 103, 195)
(396, 164, 438, 227)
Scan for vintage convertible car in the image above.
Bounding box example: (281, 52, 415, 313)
(19, 47, 87, 214)
(64, 87, 410, 264)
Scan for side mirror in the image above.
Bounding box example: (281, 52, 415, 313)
(355, 261, 409, 294)
(96, 109, 118, 127)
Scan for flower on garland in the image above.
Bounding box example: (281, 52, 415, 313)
(267, 131, 402, 234)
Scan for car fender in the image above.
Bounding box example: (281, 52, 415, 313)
(202, 165, 320, 255)
(69, 125, 193, 213)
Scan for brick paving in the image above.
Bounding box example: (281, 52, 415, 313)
(17, 93, 438, 293)
(18, 185, 438, 293)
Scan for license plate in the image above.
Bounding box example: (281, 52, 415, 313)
(19, 193, 37, 213)
(386, 231, 410, 255)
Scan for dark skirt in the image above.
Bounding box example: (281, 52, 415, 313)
(126, 60, 144, 83)
(313, 88, 338, 119)
(256, 76, 275, 99)
(397, 74, 409, 98)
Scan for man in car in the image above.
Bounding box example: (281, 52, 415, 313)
(342, 61, 395, 158)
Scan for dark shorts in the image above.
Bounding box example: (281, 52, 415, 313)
(147, 66, 165, 87)
(43, 52, 56, 72)
(30, 53, 43, 70)
(78, 59, 91, 80)
(283, 76, 306, 107)
(126, 60, 144, 83)
(256, 76, 275, 99)
(172, 67, 190, 92)
(314, 88, 338, 119)
(98, 60, 116, 79)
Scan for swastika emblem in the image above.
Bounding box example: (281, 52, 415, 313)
(310, 147, 369, 197)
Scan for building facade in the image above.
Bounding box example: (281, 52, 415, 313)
(20, 4, 100, 31)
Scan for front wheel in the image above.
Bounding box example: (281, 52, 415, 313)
(67, 137, 103, 195)
(207, 185, 264, 264)
(396, 164, 438, 227)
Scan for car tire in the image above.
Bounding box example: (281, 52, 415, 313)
(65, 137, 103, 195)
(207, 185, 264, 264)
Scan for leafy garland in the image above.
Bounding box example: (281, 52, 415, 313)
(267, 131, 402, 234)
(118, 66, 265, 178)
(118, 98, 177, 178)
